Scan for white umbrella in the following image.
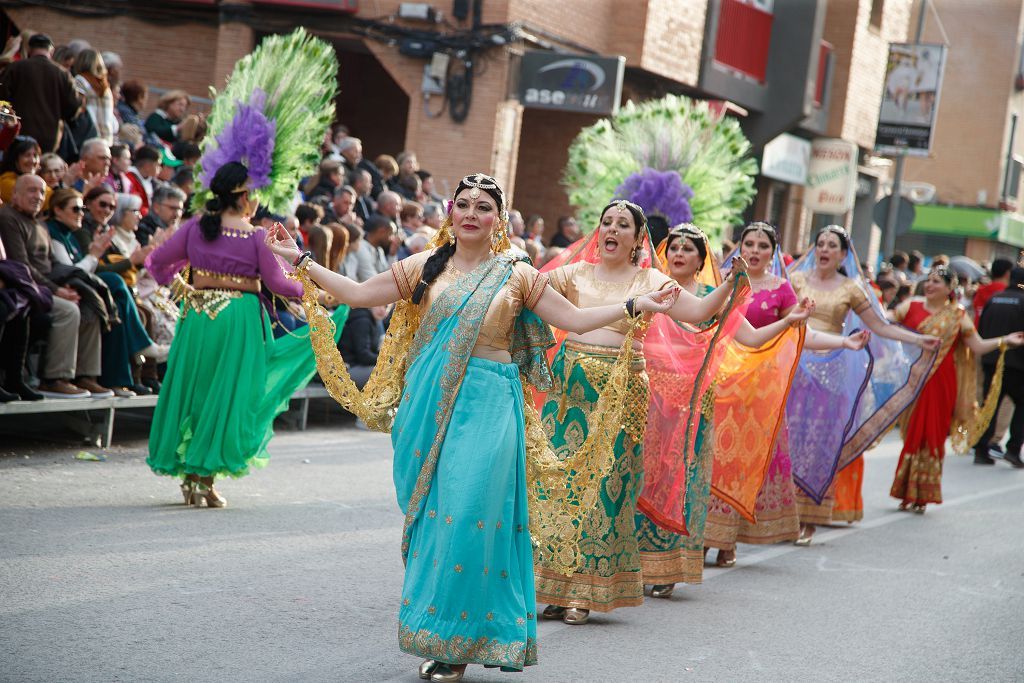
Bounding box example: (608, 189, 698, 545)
(948, 255, 986, 281)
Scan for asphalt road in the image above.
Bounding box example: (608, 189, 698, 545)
(2, 416, 1023, 682)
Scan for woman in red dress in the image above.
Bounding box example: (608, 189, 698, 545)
(889, 267, 1023, 512)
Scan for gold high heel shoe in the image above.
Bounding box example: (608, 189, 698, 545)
(651, 584, 675, 598)
(419, 660, 439, 680)
(430, 664, 466, 682)
(180, 474, 199, 505)
(541, 604, 566, 620)
(794, 524, 814, 546)
(563, 607, 590, 625)
(197, 477, 227, 508)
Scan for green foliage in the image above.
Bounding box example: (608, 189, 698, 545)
(563, 94, 757, 242)
(192, 28, 339, 214)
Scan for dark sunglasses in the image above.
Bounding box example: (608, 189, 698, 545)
(97, 201, 116, 210)
(68, 205, 85, 214)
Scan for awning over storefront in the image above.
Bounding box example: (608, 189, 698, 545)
(910, 204, 1024, 248)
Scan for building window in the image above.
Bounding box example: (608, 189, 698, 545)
(1007, 157, 1023, 200)
(713, 0, 774, 83)
(814, 41, 834, 108)
(869, 0, 885, 29)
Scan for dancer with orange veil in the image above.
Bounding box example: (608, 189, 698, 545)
(533, 201, 769, 625)
(638, 224, 865, 595)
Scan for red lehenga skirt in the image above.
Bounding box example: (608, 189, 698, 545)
(890, 332, 958, 505)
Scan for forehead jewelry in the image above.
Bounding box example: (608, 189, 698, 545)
(461, 173, 503, 209)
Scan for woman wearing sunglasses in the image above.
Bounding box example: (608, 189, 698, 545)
(48, 185, 166, 397)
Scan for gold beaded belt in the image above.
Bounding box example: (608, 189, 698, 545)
(192, 267, 260, 289)
(183, 288, 245, 320)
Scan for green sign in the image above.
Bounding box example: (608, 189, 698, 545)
(910, 204, 1024, 247)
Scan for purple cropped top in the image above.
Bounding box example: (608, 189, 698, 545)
(145, 216, 303, 298)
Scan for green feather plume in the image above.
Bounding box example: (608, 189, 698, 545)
(193, 28, 338, 214)
(563, 94, 757, 241)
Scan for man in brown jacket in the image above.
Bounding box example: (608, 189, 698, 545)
(0, 33, 82, 154)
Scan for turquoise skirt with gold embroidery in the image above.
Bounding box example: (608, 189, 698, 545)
(147, 293, 347, 479)
(394, 357, 537, 669)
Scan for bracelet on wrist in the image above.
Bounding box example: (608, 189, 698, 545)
(292, 250, 311, 268)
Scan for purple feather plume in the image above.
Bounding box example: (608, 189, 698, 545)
(615, 167, 694, 227)
(199, 88, 276, 190)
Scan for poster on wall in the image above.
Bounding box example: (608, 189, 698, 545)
(874, 43, 947, 156)
(805, 138, 858, 214)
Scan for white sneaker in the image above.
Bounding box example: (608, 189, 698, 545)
(140, 343, 170, 363)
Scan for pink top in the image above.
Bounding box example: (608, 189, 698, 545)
(746, 277, 798, 329)
(145, 216, 302, 298)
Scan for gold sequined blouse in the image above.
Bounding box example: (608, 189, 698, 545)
(391, 249, 548, 351)
(546, 262, 675, 339)
(790, 271, 870, 334)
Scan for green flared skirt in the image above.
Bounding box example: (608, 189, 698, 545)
(147, 293, 347, 479)
(533, 341, 648, 613)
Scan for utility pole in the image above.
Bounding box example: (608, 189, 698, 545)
(882, 0, 929, 258)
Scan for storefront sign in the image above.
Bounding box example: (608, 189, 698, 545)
(875, 43, 947, 156)
(804, 138, 858, 214)
(761, 133, 810, 185)
(518, 51, 625, 115)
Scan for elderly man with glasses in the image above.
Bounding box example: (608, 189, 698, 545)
(137, 185, 186, 246)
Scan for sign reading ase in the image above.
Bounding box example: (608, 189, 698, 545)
(518, 50, 625, 116)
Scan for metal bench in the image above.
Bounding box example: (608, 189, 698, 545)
(0, 384, 338, 446)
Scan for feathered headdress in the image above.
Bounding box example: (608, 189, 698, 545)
(193, 28, 338, 213)
(563, 94, 757, 241)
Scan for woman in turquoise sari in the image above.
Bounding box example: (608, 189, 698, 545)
(266, 173, 677, 682)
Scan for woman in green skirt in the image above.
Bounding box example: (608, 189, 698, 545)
(145, 162, 345, 507)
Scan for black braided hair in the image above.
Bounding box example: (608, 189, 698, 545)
(740, 221, 778, 252)
(199, 161, 248, 241)
(410, 174, 506, 305)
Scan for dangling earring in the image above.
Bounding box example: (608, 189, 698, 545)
(630, 245, 640, 262)
(490, 229, 502, 251)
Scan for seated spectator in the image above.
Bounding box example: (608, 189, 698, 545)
(157, 147, 182, 183)
(323, 185, 360, 226)
(0, 135, 46, 207)
(57, 185, 165, 395)
(102, 193, 151, 289)
(339, 305, 385, 389)
(889, 251, 910, 281)
(423, 202, 444, 231)
(70, 137, 112, 193)
(116, 80, 160, 146)
(38, 153, 68, 192)
(105, 143, 132, 194)
(145, 90, 194, 144)
(549, 215, 580, 248)
(877, 275, 899, 309)
(339, 221, 362, 280)
(507, 208, 527, 252)
(170, 167, 193, 197)
(101, 51, 123, 95)
(72, 49, 118, 145)
(395, 201, 424, 260)
(171, 141, 201, 168)
(125, 145, 162, 214)
(296, 201, 327, 264)
(0, 33, 81, 154)
(302, 158, 344, 201)
(356, 215, 395, 282)
(0, 231, 49, 402)
(417, 169, 444, 203)
(0, 175, 101, 397)
(404, 232, 430, 256)
(375, 154, 399, 189)
(352, 169, 377, 222)
(525, 214, 545, 245)
(388, 151, 420, 201)
(137, 184, 186, 246)
(375, 190, 403, 228)
(337, 136, 383, 198)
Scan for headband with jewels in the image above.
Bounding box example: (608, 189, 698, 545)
(668, 223, 708, 244)
(821, 224, 850, 240)
(608, 199, 643, 215)
(931, 264, 959, 286)
(458, 173, 507, 218)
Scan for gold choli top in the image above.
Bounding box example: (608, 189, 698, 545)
(546, 262, 675, 339)
(391, 249, 548, 351)
(789, 271, 870, 334)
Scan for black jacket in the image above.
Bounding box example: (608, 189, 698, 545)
(339, 307, 382, 367)
(978, 286, 1024, 370)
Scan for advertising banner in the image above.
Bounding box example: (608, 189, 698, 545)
(875, 43, 947, 156)
(805, 138, 858, 214)
(518, 50, 625, 115)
